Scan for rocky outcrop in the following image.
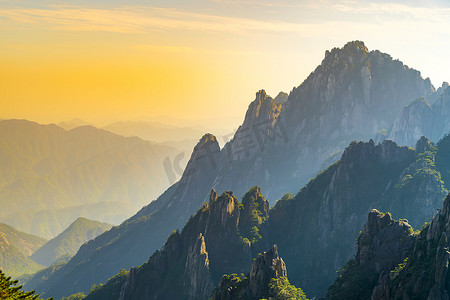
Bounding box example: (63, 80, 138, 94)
(248, 245, 287, 298)
(273, 91, 288, 104)
(183, 234, 213, 300)
(86, 189, 269, 300)
(326, 191, 450, 300)
(374, 194, 450, 299)
(356, 210, 415, 272)
(326, 209, 416, 300)
(211, 245, 296, 300)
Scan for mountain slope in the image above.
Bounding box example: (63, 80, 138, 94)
(0, 119, 181, 238)
(0, 223, 46, 257)
(31, 217, 112, 266)
(0, 224, 46, 277)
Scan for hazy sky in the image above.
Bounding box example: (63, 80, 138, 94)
(1, 0, 449, 130)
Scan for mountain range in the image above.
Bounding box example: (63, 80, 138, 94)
(8, 40, 450, 299)
(0, 120, 182, 238)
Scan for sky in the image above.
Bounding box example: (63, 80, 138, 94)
(1, 0, 450, 130)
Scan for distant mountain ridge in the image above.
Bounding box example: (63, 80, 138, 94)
(388, 83, 450, 146)
(0, 119, 181, 238)
(101, 120, 205, 144)
(31, 217, 112, 266)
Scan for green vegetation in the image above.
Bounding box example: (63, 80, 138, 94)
(239, 186, 268, 245)
(267, 277, 308, 300)
(211, 274, 307, 300)
(0, 228, 45, 278)
(85, 269, 128, 300)
(61, 292, 86, 300)
(0, 269, 45, 299)
(0, 223, 47, 257)
(326, 260, 377, 300)
(389, 258, 408, 280)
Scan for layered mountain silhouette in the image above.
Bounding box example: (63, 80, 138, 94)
(0, 119, 181, 238)
(21, 41, 450, 298)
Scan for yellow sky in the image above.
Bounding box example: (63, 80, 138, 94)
(1, 1, 450, 130)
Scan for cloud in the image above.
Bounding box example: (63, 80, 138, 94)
(0, 5, 312, 34)
(0, 2, 448, 40)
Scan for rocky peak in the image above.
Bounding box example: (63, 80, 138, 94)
(248, 245, 287, 298)
(241, 90, 282, 128)
(356, 209, 415, 272)
(340, 140, 415, 167)
(415, 136, 435, 155)
(241, 186, 269, 220)
(182, 133, 220, 178)
(327, 210, 416, 299)
(273, 91, 288, 104)
(211, 245, 290, 300)
(323, 40, 369, 68)
(209, 189, 217, 204)
(206, 191, 239, 229)
(343, 40, 368, 52)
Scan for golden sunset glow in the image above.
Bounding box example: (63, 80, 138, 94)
(1, 1, 450, 129)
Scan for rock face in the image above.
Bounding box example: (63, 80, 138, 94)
(356, 210, 415, 274)
(326, 209, 416, 300)
(248, 245, 287, 298)
(327, 193, 450, 300)
(211, 245, 294, 300)
(377, 193, 450, 299)
(183, 234, 212, 300)
(388, 84, 450, 146)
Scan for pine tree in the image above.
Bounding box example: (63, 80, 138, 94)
(0, 269, 40, 299)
